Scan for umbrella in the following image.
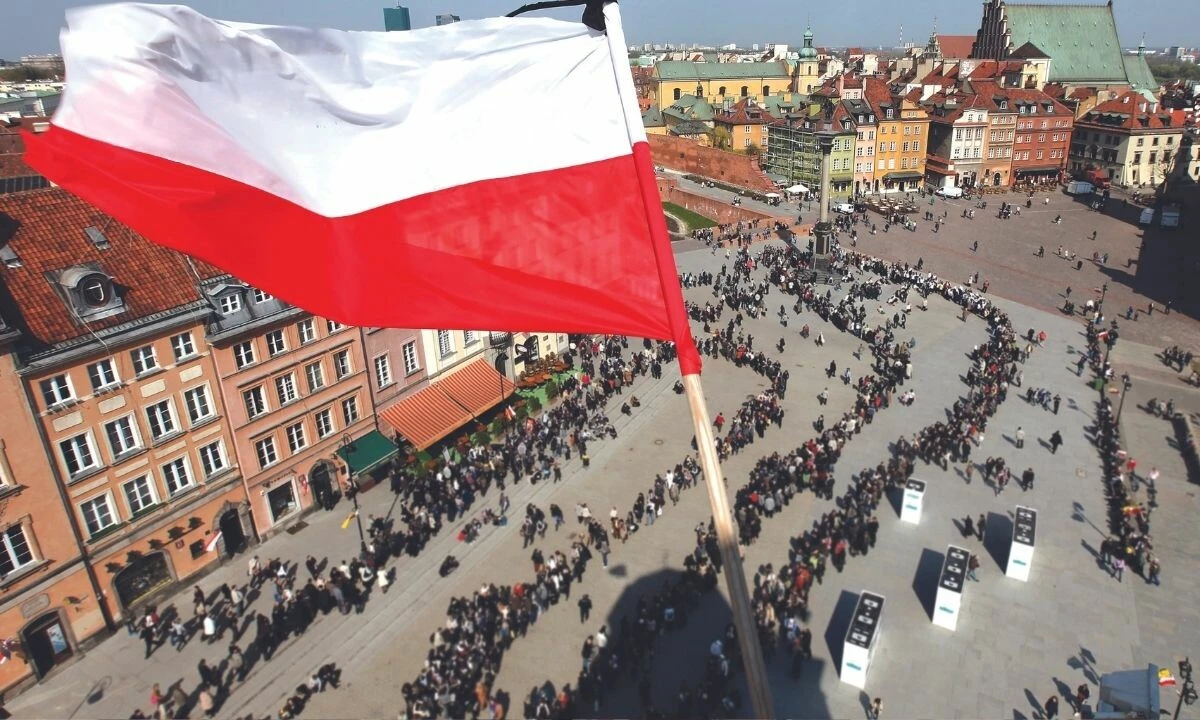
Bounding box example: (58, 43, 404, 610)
(786, 184, 810, 194)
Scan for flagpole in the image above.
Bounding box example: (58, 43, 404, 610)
(598, 3, 775, 717)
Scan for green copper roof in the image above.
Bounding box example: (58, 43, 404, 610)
(663, 94, 715, 122)
(1003, 3, 1126, 82)
(655, 61, 790, 81)
(642, 106, 665, 128)
(1122, 54, 1159, 91)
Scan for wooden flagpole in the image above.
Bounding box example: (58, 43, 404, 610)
(682, 374, 776, 718)
(597, 3, 775, 716)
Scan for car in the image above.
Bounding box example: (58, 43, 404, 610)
(833, 203, 856, 214)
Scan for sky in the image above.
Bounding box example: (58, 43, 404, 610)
(0, 0, 1195, 58)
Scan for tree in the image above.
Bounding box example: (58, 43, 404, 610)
(713, 125, 732, 151)
(745, 142, 762, 158)
(0, 66, 55, 82)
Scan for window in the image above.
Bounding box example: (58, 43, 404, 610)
(1036, 150, 1044, 160)
(255, 437, 278, 469)
(889, 142, 896, 152)
(886, 108, 894, 119)
(183, 385, 213, 424)
(233, 341, 256, 369)
(718, 86, 726, 96)
(59, 433, 99, 477)
(1152, 137, 1159, 146)
(901, 158, 908, 170)
(334, 350, 352, 379)
(315, 409, 335, 439)
(266, 329, 287, 357)
(373, 355, 393, 389)
(161, 457, 193, 495)
(286, 422, 307, 453)
(0, 525, 35, 577)
(437, 330, 454, 357)
(171, 332, 196, 361)
(1149, 152, 1157, 164)
(744, 137, 751, 147)
(80, 494, 117, 537)
(198, 441, 228, 477)
(305, 362, 326, 392)
(123, 476, 157, 515)
(244, 386, 268, 419)
(762, 85, 770, 96)
(342, 396, 360, 426)
(218, 293, 242, 314)
(40, 374, 74, 407)
(673, 88, 681, 101)
(104, 415, 141, 457)
(887, 159, 895, 170)
(740, 85, 748, 97)
(1136, 137, 1144, 147)
(402, 342, 420, 375)
(252, 289, 273, 303)
(298, 319, 317, 344)
(1133, 152, 1142, 164)
(912, 141, 920, 152)
(326, 320, 345, 333)
(1038, 133, 1046, 142)
(275, 373, 298, 405)
(87, 359, 120, 391)
(902, 142, 909, 153)
(144, 400, 178, 440)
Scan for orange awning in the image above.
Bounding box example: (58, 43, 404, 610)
(439, 356, 515, 416)
(378, 356, 516, 450)
(379, 382, 471, 450)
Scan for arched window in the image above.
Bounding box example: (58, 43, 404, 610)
(673, 88, 681, 101)
(762, 85, 771, 97)
(718, 86, 726, 96)
(740, 85, 749, 97)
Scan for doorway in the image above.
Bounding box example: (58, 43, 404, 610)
(22, 611, 73, 678)
(308, 461, 336, 511)
(218, 508, 247, 557)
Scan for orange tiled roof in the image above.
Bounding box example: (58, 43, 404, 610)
(714, 97, 777, 126)
(0, 128, 35, 179)
(0, 187, 224, 347)
(1079, 91, 1185, 131)
(937, 35, 976, 59)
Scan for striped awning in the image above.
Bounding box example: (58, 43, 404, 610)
(378, 356, 516, 450)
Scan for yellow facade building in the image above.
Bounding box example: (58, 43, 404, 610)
(653, 60, 792, 109)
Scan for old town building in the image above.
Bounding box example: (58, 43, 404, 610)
(652, 60, 791, 109)
(864, 78, 930, 193)
(712, 97, 776, 153)
(1070, 91, 1187, 187)
(924, 93, 990, 190)
(1007, 87, 1075, 185)
(0, 189, 250, 651)
(202, 284, 382, 539)
(765, 99, 856, 200)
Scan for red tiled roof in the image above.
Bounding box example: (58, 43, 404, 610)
(0, 128, 35, 179)
(714, 97, 777, 126)
(1079, 91, 1185, 131)
(0, 187, 224, 347)
(937, 35, 976, 59)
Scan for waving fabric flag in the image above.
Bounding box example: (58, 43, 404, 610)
(24, 2, 700, 374)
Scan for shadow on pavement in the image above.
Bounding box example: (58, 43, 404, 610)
(823, 589, 859, 677)
(912, 548, 944, 621)
(984, 512, 1012, 571)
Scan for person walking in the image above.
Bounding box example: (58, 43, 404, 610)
(962, 515, 975, 538)
(577, 593, 592, 623)
(967, 553, 980, 581)
(977, 514, 986, 542)
(1045, 694, 1059, 719)
(1015, 426, 1025, 449)
(870, 697, 883, 719)
(1075, 683, 1091, 710)
(1048, 430, 1063, 454)
(1052, 394, 1061, 414)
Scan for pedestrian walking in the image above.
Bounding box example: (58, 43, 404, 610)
(1112, 555, 1125, 582)
(1049, 430, 1063, 454)
(964, 462, 974, 483)
(1052, 394, 1061, 414)
(1147, 556, 1161, 586)
(967, 553, 980, 581)
(1015, 426, 1025, 449)
(962, 515, 975, 538)
(1045, 694, 1059, 719)
(870, 697, 883, 719)
(1075, 683, 1091, 709)
(977, 514, 986, 542)
(578, 593, 592, 623)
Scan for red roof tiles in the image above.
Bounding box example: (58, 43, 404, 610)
(0, 128, 35, 179)
(937, 35, 976, 59)
(713, 97, 777, 126)
(0, 187, 224, 347)
(1079, 91, 1186, 131)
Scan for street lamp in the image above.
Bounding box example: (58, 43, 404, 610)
(340, 433, 368, 558)
(1174, 657, 1197, 720)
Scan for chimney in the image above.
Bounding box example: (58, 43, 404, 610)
(837, 73, 845, 96)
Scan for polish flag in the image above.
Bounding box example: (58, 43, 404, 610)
(24, 2, 700, 374)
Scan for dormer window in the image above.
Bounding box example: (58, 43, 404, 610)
(80, 275, 110, 306)
(57, 266, 124, 321)
(219, 293, 242, 315)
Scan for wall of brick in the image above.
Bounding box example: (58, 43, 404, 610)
(648, 135, 776, 192)
(657, 177, 778, 227)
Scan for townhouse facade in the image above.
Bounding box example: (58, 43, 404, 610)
(844, 98, 878, 196)
(1008, 89, 1074, 184)
(974, 83, 1018, 187)
(202, 284, 382, 539)
(1070, 91, 1187, 188)
(764, 101, 856, 201)
(924, 94, 990, 190)
(0, 188, 250, 689)
(712, 98, 776, 153)
(864, 79, 930, 193)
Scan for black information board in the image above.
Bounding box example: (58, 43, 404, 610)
(846, 592, 885, 649)
(940, 545, 969, 593)
(905, 478, 927, 494)
(1013, 506, 1037, 546)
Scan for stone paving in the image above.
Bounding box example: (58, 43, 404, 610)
(7, 227, 1200, 719)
